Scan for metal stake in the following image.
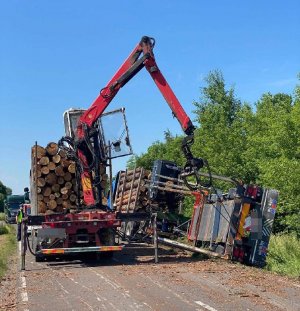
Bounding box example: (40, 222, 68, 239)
(20, 221, 27, 270)
(153, 213, 158, 263)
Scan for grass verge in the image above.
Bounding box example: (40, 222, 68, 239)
(0, 224, 16, 279)
(266, 234, 300, 278)
(0, 212, 5, 221)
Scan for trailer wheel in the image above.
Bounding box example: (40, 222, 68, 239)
(99, 228, 115, 259)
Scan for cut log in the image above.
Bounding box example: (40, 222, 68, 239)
(38, 201, 46, 214)
(37, 177, 46, 187)
(60, 187, 68, 195)
(49, 194, 56, 200)
(37, 187, 42, 194)
(65, 181, 72, 190)
(62, 194, 69, 200)
(59, 149, 67, 158)
(41, 166, 50, 175)
(56, 198, 63, 205)
(51, 184, 60, 193)
(54, 192, 61, 198)
(116, 195, 137, 206)
(43, 197, 50, 204)
(46, 142, 59, 156)
(52, 154, 61, 164)
(48, 161, 56, 171)
(64, 172, 72, 182)
(47, 199, 57, 210)
(118, 172, 143, 184)
(62, 201, 70, 209)
(37, 194, 44, 201)
(57, 177, 65, 185)
(35, 169, 42, 178)
(55, 166, 65, 177)
(68, 163, 76, 174)
(69, 194, 77, 203)
(117, 180, 144, 192)
(61, 159, 71, 168)
(42, 187, 52, 197)
(120, 168, 142, 179)
(45, 173, 57, 185)
(32, 145, 46, 159)
(39, 156, 50, 166)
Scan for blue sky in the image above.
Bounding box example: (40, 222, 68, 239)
(1, 1, 299, 193)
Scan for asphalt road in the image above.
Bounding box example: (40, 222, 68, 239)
(17, 242, 300, 311)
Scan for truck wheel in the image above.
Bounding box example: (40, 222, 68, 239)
(35, 255, 44, 262)
(102, 251, 114, 259)
(99, 228, 115, 259)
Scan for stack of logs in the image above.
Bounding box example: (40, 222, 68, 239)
(31, 142, 80, 214)
(114, 168, 151, 213)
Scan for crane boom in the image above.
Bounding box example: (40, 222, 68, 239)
(75, 36, 203, 207)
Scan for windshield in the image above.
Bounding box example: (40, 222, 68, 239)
(7, 202, 21, 210)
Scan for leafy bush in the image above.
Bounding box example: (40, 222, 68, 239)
(266, 234, 300, 278)
(0, 224, 10, 235)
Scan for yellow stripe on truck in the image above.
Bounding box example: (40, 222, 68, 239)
(100, 246, 123, 252)
(42, 249, 65, 254)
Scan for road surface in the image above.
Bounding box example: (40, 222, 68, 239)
(13, 241, 300, 311)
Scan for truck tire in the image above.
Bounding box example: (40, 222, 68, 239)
(35, 255, 44, 262)
(99, 228, 115, 259)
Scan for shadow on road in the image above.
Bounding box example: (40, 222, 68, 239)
(28, 242, 209, 271)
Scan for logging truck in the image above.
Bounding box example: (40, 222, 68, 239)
(26, 36, 205, 262)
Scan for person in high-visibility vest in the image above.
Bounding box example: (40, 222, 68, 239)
(16, 204, 24, 241)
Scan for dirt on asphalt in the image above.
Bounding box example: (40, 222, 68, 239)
(0, 250, 17, 311)
(0, 242, 299, 311)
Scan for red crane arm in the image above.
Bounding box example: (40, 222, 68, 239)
(78, 36, 195, 137)
(76, 36, 198, 206)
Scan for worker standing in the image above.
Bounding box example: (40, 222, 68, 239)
(16, 204, 24, 241)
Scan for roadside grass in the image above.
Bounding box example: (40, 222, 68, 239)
(266, 234, 300, 278)
(0, 212, 5, 221)
(0, 224, 16, 279)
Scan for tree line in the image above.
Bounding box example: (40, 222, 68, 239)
(128, 71, 300, 237)
(0, 181, 12, 212)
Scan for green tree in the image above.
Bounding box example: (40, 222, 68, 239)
(193, 70, 255, 182)
(0, 181, 11, 212)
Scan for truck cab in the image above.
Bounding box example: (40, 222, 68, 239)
(4, 195, 25, 224)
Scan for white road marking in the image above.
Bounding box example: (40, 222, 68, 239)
(88, 267, 122, 290)
(20, 256, 29, 307)
(145, 274, 195, 308)
(20, 273, 26, 288)
(195, 300, 218, 311)
(21, 291, 28, 302)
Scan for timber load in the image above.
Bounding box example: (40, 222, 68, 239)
(114, 168, 151, 213)
(30, 142, 107, 215)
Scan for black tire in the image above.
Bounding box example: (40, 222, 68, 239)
(35, 255, 44, 262)
(101, 251, 114, 259)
